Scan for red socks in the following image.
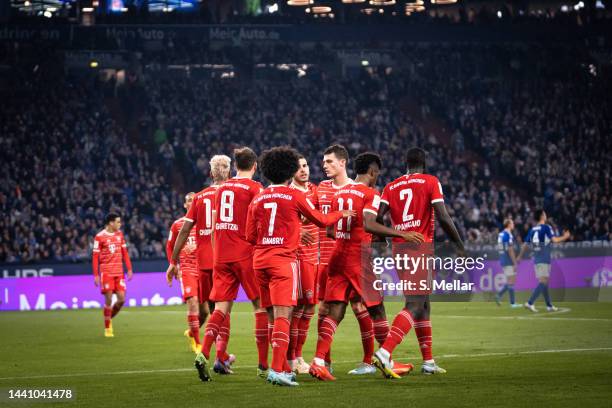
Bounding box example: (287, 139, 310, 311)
(382, 308, 414, 354)
(188, 312, 200, 345)
(317, 313, 333, 363)
(373, 318, 390, 347)
(295, 311, 313, 358)
(215, 314, 230, 362)
(287, 309, 303, 361)
(103, 306, 112, 329)
(254, 311, 269, 369)
(355, 310, 374, 364)
(314, 316, 338, 360)
(270, 317, 291, 373)
(414, 319, 433, 361)
(201, 310, 226, 359)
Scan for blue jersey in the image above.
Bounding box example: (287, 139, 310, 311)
(497, 230, 514, 267)
(525, 224, 554, 264)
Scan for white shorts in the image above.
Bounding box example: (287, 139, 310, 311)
(503, 265, 516, 277)
(535, 263, 551, 279)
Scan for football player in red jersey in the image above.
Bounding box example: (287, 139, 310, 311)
(167, 155, 234, 371)
(309, 152, 424, 381)
(287, 155, 319, 374)
(166, 192, 201, 353)
(372, 147, 464, 378)
(315, 144, 380, 372)
(186, 147, 268, 382)
(245, 146, 354, 386)
(92, 213, 133, 338)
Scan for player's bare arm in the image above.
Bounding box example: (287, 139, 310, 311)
(433, 201, 465, 254)
(363, 212, 424, 243)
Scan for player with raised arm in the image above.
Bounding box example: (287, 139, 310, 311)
(166, 192, 202, 353)
(315, 144, 378, 372)
(166, 155, 234, 371)
(92, 213, 133, 338)
(518, 210, 570, 312)
(245, 146, 354, 387)
(287, 155, 319, 374)
(189, 147, 267, 382)
(372, 147, 464, 378)
(495, 219, 521, 308)
(309, 152, 424, 381)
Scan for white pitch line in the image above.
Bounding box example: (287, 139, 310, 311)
(1, 347, 611, 381)
(440, 314, 612, 322)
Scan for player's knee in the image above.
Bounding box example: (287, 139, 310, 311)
(367, 304, 385, 321)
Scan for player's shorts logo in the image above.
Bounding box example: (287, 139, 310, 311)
(304, 289, 313, 300)
(104, 284, 109, 289)
(186, 287, 192, 294)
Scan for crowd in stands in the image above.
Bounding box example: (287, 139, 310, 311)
(1, 40, 609, 263)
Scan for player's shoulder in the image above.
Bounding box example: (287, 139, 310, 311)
(318, 179, 333, 188)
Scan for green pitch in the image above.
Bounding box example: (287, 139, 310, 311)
(1, 301, 611, 408)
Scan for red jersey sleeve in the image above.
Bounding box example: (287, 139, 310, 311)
(380, 183, 391, 206)
(310, 184, 319, 209)
(430, 176, 444, 204)
(363, 189, 381, 216)
(92, 235, 100, 277)
(296, 193, 343, 228)
(185, 199, 197, 223)
(246, 202, 258, 245)
(121, 232, 132, 272)
(166, 222, 179, 262)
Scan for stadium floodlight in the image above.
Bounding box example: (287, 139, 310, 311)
(342, 0, 366, 3)
(287, 0, 313, 5)
(406, 5, 425, 12)
(82, 7, 94, 12)
(405, 0, 423, 4)
(311, 5, 332, 13)
(431, 0, 457, 4)
(370, 0, 395, 6)
(360, 7, 376, 14)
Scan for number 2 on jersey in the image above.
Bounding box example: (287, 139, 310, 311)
(399, 188, 414, 222)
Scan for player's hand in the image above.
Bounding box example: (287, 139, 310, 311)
(300, 230, 316, 246)
(301, 215, 312, 225)
(127, 270, 133, 281)
(401, 231, 425, 243)
(94, 276, 100, 287)
(341, 210, 357, 218)
(166, 264, 178, 287)
(562, 229, 571, 240)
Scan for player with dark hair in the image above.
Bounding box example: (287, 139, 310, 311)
(246, 146, 354, 386)
(190, 147, 267, 382)
(92, 212, 133, 338)
(373, 147, 464, 378)
(167, 155, 234, 371)
(287, 154, 319, 374)
(518, 210, 570, 312)
(495, 219, 521, 308)
(316, 144, 382, 372)
(310, 152, 424, 380)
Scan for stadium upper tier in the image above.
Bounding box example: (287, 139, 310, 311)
(0, 40, 610, 263)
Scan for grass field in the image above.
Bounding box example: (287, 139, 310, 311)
(1, 300, 612, 408)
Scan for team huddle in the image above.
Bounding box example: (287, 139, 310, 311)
(92, 144, 466, 387)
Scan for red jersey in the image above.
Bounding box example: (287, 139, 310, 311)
(317, 179, 353, 264)
(214, 177, 263, 263)
(246, 185, 343, 269)
(166, 217, 198, 277)
(380, 173, 444, 243)
(185, 185, 219, 270)
(289, 181, 320, 263)
(331, 182, 381, 247)
(93, 230, 128, 277)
